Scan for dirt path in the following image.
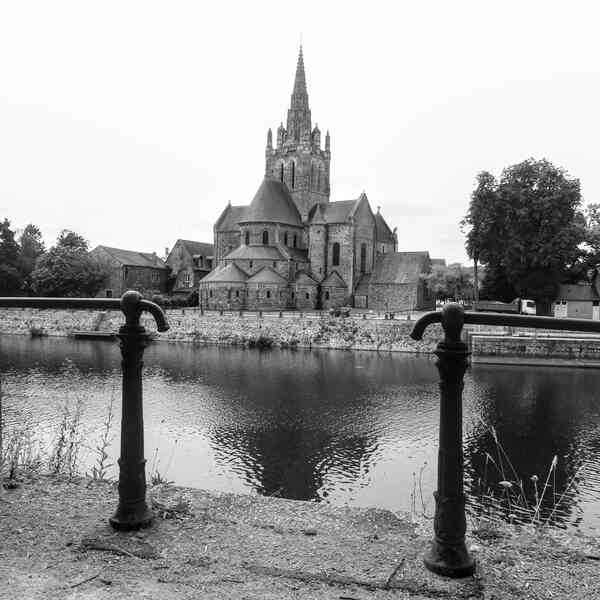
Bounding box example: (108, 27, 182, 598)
(1, 475, 599, 599)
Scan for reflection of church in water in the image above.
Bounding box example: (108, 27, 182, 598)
(200, 47, 434, 312)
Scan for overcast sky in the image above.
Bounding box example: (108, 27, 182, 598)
(2, 1, 600, 264)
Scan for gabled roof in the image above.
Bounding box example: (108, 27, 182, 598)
(556, 282, 600, 302)
(224, 245, 284, 261)
(295, 270, 318, 286)
(371, 252, 431, 285)
(309, 200, 357, 224)
(375, 211, 395, 243)
(431, 258, 447, 267)
(92, 246, 168, 269)
(247, 267, 288, 284)
(201, 262, 248, 283)
(322, 270, 346, 288)
(177, 239, 213, 256)
(240, 178, 302, 226)
(215, 205, 248, 232)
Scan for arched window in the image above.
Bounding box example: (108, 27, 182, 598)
(262, 230, 269, 245)
(266, 290, 271, 299)
(305, 292, 310, 300)
(293, 234, 298, 248)
(209, 289, 213, 298)
(249, 260, 253, 269)
(325, 291, 330, 300)
(332, 242, 340, 266)
(236, 290, 240, 298)
(227, 288, 232, 299)
(291, 161, 295, 189)
(280, 162, 284, 183)
(360, 243, 367, 273)
(245, 231, 250, 245)
(284, 232, 288, 245)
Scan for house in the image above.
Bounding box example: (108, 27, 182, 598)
(165, 239, 213, 297)
(90, 245, 169, 298)
(553, 281, 600, 320)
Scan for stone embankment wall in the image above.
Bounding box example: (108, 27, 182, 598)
(3, 307, 600, 362)
(0, 308, 441, 352)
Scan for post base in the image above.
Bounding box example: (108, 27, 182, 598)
(109, 505, 154, 531)
(424, 539, 475, 578)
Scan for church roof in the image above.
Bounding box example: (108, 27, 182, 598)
(240, 178, 302, 226)
(370, 252, 431, 285)
(431, 258, 447, 267)
(295, 270, 319, 286)
(224, 245, 285, 261)
(375, 212, 395, 243)
(322, 270, 346, 288)
(309, 200, 357, 224)
(201, 262, 248, 283)
(247, 267, 288, 284)
(93, 246, 168, 269)
(215, 205, 248, 232)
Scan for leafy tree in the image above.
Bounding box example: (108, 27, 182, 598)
(18, 224, 46, 292)
(426, 263, 475, 301)
(0, 219, 23, 295)
(30, 231, 109, 297)
(462, 159, 585, 315)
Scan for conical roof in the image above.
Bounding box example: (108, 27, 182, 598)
(240, 178, 302, 227)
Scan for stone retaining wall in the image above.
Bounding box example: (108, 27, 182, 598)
(0, 307, 441, 352)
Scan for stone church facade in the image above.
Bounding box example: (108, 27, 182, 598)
(200, 48, 434, 312)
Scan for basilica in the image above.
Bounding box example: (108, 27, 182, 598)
(199, 48, 434, 311)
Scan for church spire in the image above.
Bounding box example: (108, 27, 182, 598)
(287, 46, 311, 142)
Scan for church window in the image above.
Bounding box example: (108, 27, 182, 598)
(249, 260, 253, 269)
(273, 261, 277, 268)
(183, 272, 191, 287)
(293, 234, 298, 248)
(291, 161, 295, 189)
(291, 291, 295, 300)
(209, 290, 213, 298)
(267, 290, 271, 299)
(262, 230, 269, 245)
(245, 231, 250, 245)
(284, 232, 288, 245)
(325, 291, 330, 300)
(360, 243, 367, 274)
(280, 162, 284, 183)
(227, 288, 232, 299)
(305, 292, 310, 300)
(236, 290, 239, 298)
(332, 242, 340, 266)
(381, 245, 385, 253)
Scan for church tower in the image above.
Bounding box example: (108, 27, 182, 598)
(265, 47, 331, 222)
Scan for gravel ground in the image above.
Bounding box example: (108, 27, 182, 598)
(1, 475, 599, 599)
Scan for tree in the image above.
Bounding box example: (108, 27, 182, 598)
(30, 231, 109, 297)
(0, 219, 23, 295)
(18, 224, 45, 293)
(462, 159, 585, 315)
(426, 263, 475, 301)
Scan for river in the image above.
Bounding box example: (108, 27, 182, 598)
(2, 335, 600, 534)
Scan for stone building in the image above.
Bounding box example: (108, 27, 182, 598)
(200, 48, 433, 312)
(165, 239, 213, 297)
(90, 245, 169, 298)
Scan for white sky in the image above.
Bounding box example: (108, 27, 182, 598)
(1, 0, 600, 264)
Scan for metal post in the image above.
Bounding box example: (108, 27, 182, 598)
(110, 291, 154, 530)
(424, 303, 475, 577)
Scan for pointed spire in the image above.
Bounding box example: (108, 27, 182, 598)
(293, 45, 308, 100)
(266, 128, 273, 149)
(325, 130, 330, 152)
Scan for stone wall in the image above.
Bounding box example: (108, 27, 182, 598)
(472, 334, 600, 361)
(0, 307, 440, 352)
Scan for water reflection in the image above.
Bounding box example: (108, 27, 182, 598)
(2, 334, 600, 533)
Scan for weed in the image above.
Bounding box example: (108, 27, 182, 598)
(87, 393, 115, 481)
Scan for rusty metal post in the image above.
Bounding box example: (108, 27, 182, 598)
(424, 303, 475, 577)
(110, 291, 154, 530)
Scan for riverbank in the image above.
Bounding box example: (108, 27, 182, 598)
(1, 474, 599, 599)
(4, 307, 600, 364)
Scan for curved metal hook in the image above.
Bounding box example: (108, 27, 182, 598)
(120, 290, 170, 332)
